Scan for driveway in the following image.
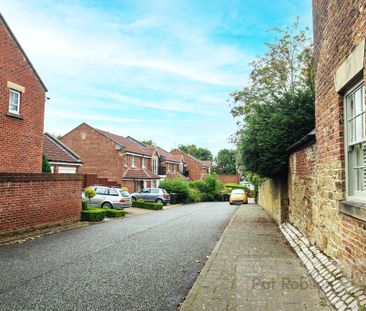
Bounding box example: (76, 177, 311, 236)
(0, 202, 236, 311)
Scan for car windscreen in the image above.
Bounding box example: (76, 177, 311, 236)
(119, 190, 130, 197)
(231, 189, 244, 195)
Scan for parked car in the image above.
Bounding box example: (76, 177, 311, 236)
(229, 189, 248, 205)
(131, 188, 170, 205)
(82, 186, 132, 209)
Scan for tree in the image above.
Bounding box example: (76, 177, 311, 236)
(178, 144, 213, 161)
(231, 19, 313, 119)
(141, 139, 155, 146)
(213, 149, 237, 174)
(231, 20, 315, 178)
(42, 153, 51, 173)
(84, 187, 96, 206)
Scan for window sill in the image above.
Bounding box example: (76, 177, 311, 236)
(339, 200, 366, 222)
(6, 112, 23, 120)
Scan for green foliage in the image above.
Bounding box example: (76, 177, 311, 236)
(231, 20, 315, 179)
(225, 183, 246, 190)
(84, 187, 96, 204)
(159, 178, 193, 203)
(132, 201, 163, 210)
(178, 144, 213, 161)
(105, 209, 126, 218)
(190, 174, 223, 202)
(238, 89, 315, 178)
(82, 201, 88, 210)
(213, 149, 237, 174)
(42, 153, 51, 173)
(81, 208, 106, 222)
(141, 139, 155, 146)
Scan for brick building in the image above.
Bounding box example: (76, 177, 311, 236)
(259, 1, 366, 286)
(43, 133, 82, 173)
(0, 13, 47, 173)
(0, 13, 82, 235)
(171, 149, 211, 180)
(61, 123, 161, 192)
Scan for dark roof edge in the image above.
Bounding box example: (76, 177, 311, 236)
(45, 132, 82, 163)
(286, 129, 316, 153)
(0, 13, 48, 92)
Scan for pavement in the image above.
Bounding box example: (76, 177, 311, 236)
(180, 203, 332, 311)
(0, 202, 236, 311)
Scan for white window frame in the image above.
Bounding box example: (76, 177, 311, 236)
(142, 158, 146, 168)
(9, 89, 21, 114)
(131, 156, 136, 168)
(152, 156, 158, 174)
(344, 80, 366, 201)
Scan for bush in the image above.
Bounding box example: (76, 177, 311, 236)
(187, 188, 201, 203)
(190, 174, 223, 202)
(84, 187, 96, 204)
(82, 200, 88, 210)
(159, 178, 192, 203)
(81, 208, 106, 222)
(105, 209, 126, 218)
(132, 201, 163, 210)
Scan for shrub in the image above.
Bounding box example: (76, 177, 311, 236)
(187, 188, 201, 203)
(159, 178, 192, 203)
(105, 209, 126, 218)
(132, 201, 163, 210)
(82, 200, 88, 210)
(190, 174, 223, 202)
(42, 153, 51, 173)
(84, 187, 96, 204)
(81, 208, 106, 222)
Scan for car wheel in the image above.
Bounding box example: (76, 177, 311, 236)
(156, 198, 163, 204)
(102, 202, 112, 209)
(131, 196, 137, 201)
(229, 202, 233, 205)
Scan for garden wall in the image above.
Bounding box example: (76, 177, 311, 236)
(218, 174, 240, 184)
(0, 173, 83, 235)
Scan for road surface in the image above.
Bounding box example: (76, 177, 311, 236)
(0, 202, 236, 311)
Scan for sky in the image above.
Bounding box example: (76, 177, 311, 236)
(1, 0, 312, 155)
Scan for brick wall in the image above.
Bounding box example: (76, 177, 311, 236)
(218, 174, 240, 185)
(0, 16, 46, 173)
(171, 149, 206, 180)
(312, 0, 366, 285)
(61, 123, 125, 183)
(288, 144, 317, 241)
(0, 173, 82, 235)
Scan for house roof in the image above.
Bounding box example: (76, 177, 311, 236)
(172, 149, 211, 168)
(166, 171, 190, 180)
(286, 129, 316, 153)
(0, 13, 47, 91)
(122, 168, 160, 180)
(156, 146, 181, 163)
(43, 133, 82, 164)
(95, 129, 152, 157)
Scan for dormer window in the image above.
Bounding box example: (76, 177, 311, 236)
(142, 158, 146, 168)
(9, 89, 20, 114)
(131, 156, 136, 168)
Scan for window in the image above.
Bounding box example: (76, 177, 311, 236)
(345, 81, 366, 199)
(142, 158, 146, 168)
(152, 156, 158, 174)
(173, 165, 176, 173)
(131, 156, 136, 168)
(9, 89, 20, 114)
(108, 189, 118, 196)
(95, 188, 108, 195)
(179, 162, 183, 173)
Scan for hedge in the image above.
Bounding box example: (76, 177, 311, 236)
(132, 201, 163, 210)
(105, 209, 126, 218)
(81, 208, 106, 222)
(82, 200, 88, 210)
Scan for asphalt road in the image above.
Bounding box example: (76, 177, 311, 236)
(0, 202, 237, 311)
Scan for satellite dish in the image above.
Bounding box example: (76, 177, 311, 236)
(115, 144, 122, 151)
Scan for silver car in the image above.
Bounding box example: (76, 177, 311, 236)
(131, 188, 170, 205)
(82, 186, 132, 209)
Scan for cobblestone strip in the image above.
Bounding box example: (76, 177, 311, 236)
(280, 222, 366, 311)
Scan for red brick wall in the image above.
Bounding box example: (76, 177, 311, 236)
(218, 174, 240, 184)
(171, 150, 206, 180)
(0, 173, 82, 235)
(61, 124, 125, 183)
(341, 215, 366, 285)
(0, 17, 46, 173)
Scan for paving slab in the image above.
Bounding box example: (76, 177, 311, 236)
(180, 204, 332, 311)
